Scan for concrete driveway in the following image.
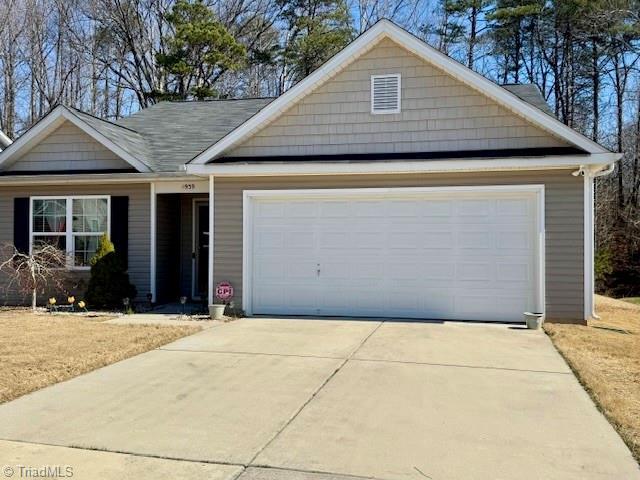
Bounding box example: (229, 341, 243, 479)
(0, 318, 637, 480)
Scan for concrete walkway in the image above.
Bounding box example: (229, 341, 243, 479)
(0, 318, 637, 480)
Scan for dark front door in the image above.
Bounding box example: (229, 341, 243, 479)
(195, 203, 209, 298)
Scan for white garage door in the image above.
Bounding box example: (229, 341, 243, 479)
(245, 187, 542, 322)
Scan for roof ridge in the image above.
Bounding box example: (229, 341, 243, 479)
(67, 106, 141, 135)
(159, 97, 276, 104)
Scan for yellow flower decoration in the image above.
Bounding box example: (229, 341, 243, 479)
(48, 297, 57, 305)
(67, 296, 75, 304)
(78, 301, 86, 309)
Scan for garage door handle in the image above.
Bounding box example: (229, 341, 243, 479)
(317, 264, 320, 277)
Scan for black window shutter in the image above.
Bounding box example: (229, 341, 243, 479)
(13, 198, 30, 254)
(110, 196, 129, 269)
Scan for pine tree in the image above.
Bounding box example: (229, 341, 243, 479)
(277, 0, 354, 87)
(155, 0, 246, 100)
(442, 0, 493, 68)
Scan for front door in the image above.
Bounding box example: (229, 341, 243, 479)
(193, 202, 209, 299)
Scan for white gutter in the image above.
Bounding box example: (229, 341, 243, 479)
(594, 163, 616, 177)
(0, 172, 203, 186)
(186, 153, 622, 177)
(0, 130, 12, 149)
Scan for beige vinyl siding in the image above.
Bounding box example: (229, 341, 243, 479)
(6, 122, 132, 172)
(229, 38, 569, 158)
(0, 183, 150, 305)
(214, 170, 584, 322)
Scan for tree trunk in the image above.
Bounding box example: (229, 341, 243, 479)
(591, 40, 599, 142)
(467, 4, 477, 69)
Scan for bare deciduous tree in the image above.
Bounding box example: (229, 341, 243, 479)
(0, 244, 69, 311)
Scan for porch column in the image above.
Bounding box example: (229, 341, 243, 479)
(208, 175, 215, 305)
(150, 182, 157, 302)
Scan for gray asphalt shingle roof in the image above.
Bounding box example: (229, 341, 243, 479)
(502, 84, 554, 116)
(116, 98, 273, 171)
(69, 108, 152, 169)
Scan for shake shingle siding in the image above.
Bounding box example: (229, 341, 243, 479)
(5, 123, 133, 172)
(228, 39, 569, 158)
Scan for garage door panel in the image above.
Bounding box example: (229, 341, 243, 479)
(318, 231, 348, 248)
(455, 199, 493, 217)
(351, 231, 386, 249)
(286, 201, 318, 217)
(455, 294, 529, 321)
(284, 231, 315, 250)
(255, 202, 285, 218)
(255, 230, 285, 250)
(456, 263, 494, 281)
(254, 256, 317, 281)
(249, 189, 539, 322)
(497, 198, 530, 216)
(497, 263, 531, 282)
(457, 231, 493, 249)
(318, 201, 350, 217)
(497, 231, 530, 250)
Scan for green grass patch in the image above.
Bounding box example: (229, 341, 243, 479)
(622, 297, 640, 306)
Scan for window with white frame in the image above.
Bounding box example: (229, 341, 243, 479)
(371, 74, 401, 114)
(30, 196, 110, 268)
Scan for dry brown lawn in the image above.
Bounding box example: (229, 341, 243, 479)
(545, 295, 640, 462)
(0, 309, 201, 404)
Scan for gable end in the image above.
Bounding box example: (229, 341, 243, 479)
(5, 122, 135, 173)
(226, 38, 572, 159)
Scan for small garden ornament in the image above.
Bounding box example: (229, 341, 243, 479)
(209, 282, 234, 320)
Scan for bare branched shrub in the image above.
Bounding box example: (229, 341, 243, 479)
(0, 243, 69, 311)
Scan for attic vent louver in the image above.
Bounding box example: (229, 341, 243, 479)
(371, 74, 401, 114)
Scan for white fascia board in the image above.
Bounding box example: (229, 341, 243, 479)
(0, 105, 151, 173)
(190, 19, 609, 165)
(186, 153, 621, 177)
(0, 172, 200, 186)
(0, 105, 68, 168)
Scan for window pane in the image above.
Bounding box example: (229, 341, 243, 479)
(33, 235, 66, 250)
(74, 235, 100, 267)
(72, 198, 107, 233)
(33, 199, 67, 233)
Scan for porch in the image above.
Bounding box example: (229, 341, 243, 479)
(150, 180, 212, 306)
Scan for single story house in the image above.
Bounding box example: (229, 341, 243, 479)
(0, 20, 620, 323)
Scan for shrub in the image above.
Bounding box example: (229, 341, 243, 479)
(85, 235, 137, 309)
(595, 249, 613, 286)
(90, 233, 115, 266)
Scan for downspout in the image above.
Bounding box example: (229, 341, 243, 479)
(577, 163, 616, 321)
